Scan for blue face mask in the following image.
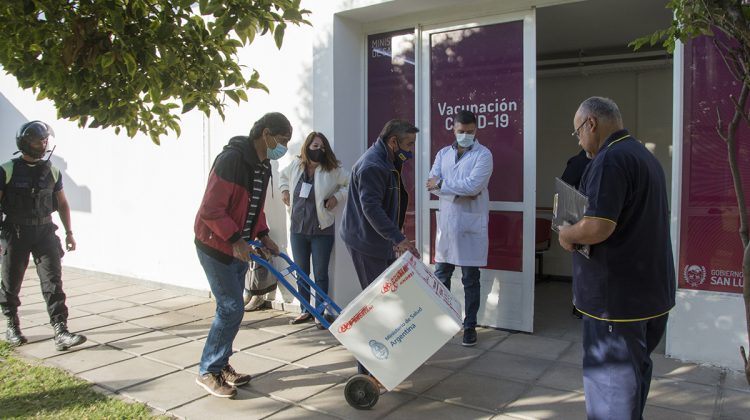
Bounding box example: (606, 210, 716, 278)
(397, 149, 413, 162)
(266, 136, 288, 160)
(456, 133, 475, 148)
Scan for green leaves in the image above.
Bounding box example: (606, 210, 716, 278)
(0, 1, 311, 144)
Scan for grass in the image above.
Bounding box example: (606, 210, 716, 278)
(0, 341, 168, 419)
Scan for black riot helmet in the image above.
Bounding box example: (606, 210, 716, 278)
(16, 120, 54, 159)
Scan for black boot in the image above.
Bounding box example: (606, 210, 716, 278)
(52, 322, 86, 351)
(5, 315, 27, 347)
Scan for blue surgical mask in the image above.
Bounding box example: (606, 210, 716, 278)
(267, 143, 287, 160)
(265, 135, 288, 160)
(397, 149, 413, 162)
(456, 133, 475, 148)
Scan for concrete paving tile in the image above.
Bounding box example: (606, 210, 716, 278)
(109, 330, 190, 355)
(723, 370, 750, 392)
(647, 378, 718, 416)
(718, 388, 750, 419)
(146, 295, 210, 311)
(78, 298, 137, 315)
(16, 323, 54, 343)
(382, 397, 494, 420)
(79, 357, 178, 392)
(465, 352, 554, 383)
(245, 335, 335, 363)
(536, 363, 583, 393)
(651, 353, 723, 386)
(99, 304, 166, 322)
(446, 327, 510, 350)
(294, 345, 358, 378)
(84, 322, 152, 344)
(248, 364, 344, 403)
(17, 301, 49, 316)
(18, 309, 55, 325)
(300, 382, 415, 419)
(122, 370, 207, 412)
(16, 293, 45, 304)
(95, 285, 156, 299)
(15, 337, 97, 360)
(64, 307, 91, 320)
(252, 316, 319, 336)
(46, 344, 135, 373)
(119, 288, 181, 304)
(173, 302, 217, 319)
(503, 386, 586, 419)
(171, 388, 288, 419)
(232, 326, 284, 350)
(69, 314, 128, 332)
(643, 404, 711, 420)
(559, 325, 583, 343)
(241, 308, 286, 326)
(144, 340, 204, 369)
(491, 333, 571, 361)
(424, 371, 528, 411)
(393, 364, 454, 394)
(69, 280, 128, 293)
(557, 343, 583, 366)
(162, 318, 213, 340)
(65, 292, 113, 306)
(425, 343, 483, 370)
(289, 326, 341, 347)
(265, 404, 340, 419)
(129, 311, 201, 330)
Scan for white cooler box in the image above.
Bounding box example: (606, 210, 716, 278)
(330, 252, 463, 390)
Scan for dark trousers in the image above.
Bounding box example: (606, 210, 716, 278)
(582, 314, 668, 420)
(434, 263, 480, 329)
(289, 233, 334, 314)
(0, 223, 68, 324)
(346, 245, 394, 375)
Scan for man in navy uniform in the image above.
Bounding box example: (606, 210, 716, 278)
(0, 121, 86, 351)
(558, 97, 675, 419)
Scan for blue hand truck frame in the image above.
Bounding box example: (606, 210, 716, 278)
(248, 240, 382, 409)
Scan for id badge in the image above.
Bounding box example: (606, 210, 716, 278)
(299, 182, 313, 198)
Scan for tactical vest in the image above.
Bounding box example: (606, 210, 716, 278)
(0, 159, 60, 225)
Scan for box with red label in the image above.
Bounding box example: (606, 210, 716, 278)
(329, 252, 463, 390)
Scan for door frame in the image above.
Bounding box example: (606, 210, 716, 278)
(416, 10, 537, 332)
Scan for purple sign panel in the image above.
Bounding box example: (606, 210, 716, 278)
(680, 35, 750, 294)
(430, 21, 524, 202)
(367, 29, 417, 241)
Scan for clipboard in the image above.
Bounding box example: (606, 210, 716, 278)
(552, 177, 591, 259)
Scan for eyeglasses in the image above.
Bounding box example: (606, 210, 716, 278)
(571, 118, 589, 138)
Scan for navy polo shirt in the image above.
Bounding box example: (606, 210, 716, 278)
(573, 129, 676, 321)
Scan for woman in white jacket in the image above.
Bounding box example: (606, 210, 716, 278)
(279, 132, 349, 328)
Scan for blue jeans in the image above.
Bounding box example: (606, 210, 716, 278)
(582, 314, 668, 420)
(290, 233, 334, 314)
(434, 263, 480, 329)
(196, 246, 248, 375)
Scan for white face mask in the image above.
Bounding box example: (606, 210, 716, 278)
(456, 133, 475, 148)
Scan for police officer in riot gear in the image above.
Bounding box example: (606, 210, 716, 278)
(0, 120, 86, 350)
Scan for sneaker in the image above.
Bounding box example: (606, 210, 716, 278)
(221, 364, 252, 387)
(244, 295, 265, 312)
(462, 327, 477, 347)
(196, 372, 237, 398)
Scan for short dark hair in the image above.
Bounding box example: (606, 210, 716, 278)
(378, 119, 419, 142)
(249, 112, 292, 140)
(455, 110, 477, 125)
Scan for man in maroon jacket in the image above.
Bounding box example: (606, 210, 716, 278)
(194, 112, 290, 398)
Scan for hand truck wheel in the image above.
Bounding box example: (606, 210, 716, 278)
(344, 374, 380, 409)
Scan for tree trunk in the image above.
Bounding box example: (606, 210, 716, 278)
(723, 83, 750, 385)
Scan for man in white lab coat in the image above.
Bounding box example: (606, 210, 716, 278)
(426, 110, 493, 346)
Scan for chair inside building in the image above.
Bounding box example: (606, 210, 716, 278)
(535, 217, 552, 281)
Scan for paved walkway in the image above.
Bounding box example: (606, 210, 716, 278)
(5, 267, 750, 419)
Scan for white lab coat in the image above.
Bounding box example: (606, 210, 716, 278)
(429, 140, 493, 267)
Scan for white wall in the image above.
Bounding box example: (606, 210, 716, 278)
(0, 9, 319, 293)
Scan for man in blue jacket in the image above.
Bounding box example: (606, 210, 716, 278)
(340, 119, 420, 375)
